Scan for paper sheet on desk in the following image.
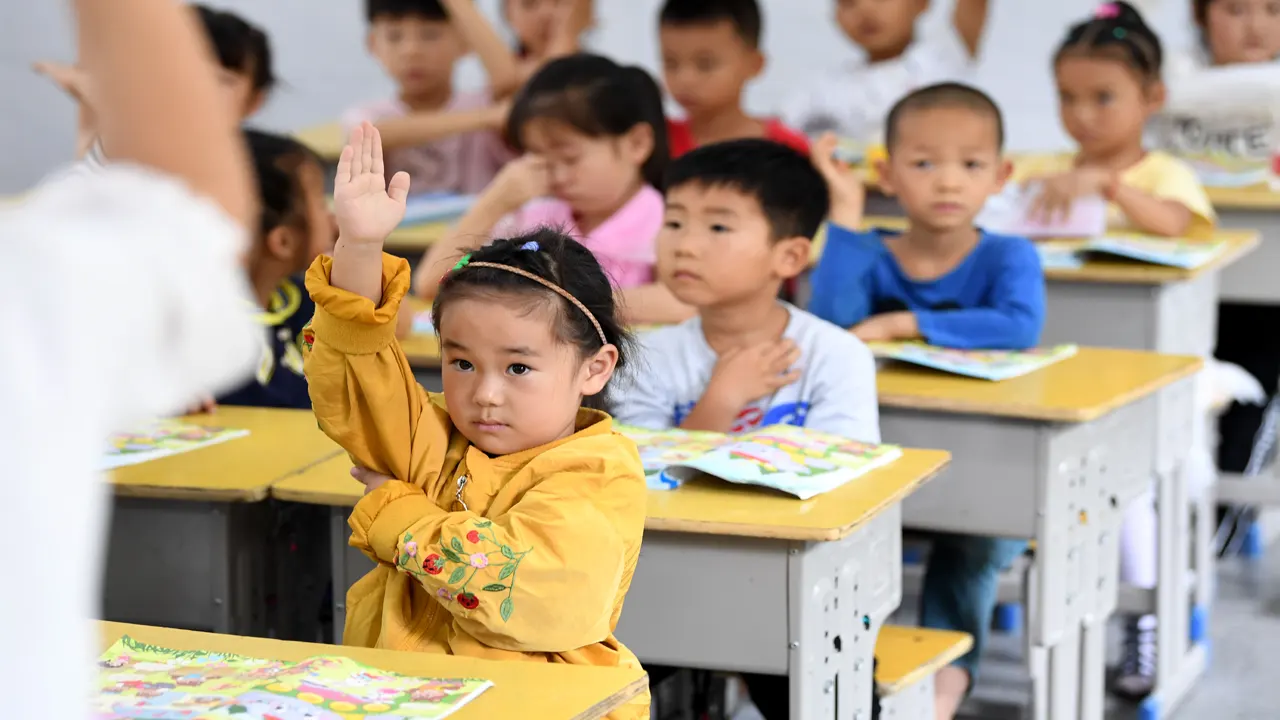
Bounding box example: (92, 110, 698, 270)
(100, 422, 249, 470)
(975, 184, 1107, 238)
(96, 635, 493, 719)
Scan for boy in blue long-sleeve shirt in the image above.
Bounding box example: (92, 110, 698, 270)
(810, 82, 1044, 353)
(808, 82, 1043, 719)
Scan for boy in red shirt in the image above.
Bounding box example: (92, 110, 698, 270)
(659, 0, 809, 158)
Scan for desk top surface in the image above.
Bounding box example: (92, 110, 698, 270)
(401, 296, 443, 368)
(1206, 185, 1280, 211)
(110, 407, 339, 502)
(273, 448, 950, 542)
(387, 221, 450, 253)
(875, 625, 974, 695)
(99, 622, 647, 720)
(877, 346, 1202, 422)
(294, 122, 344, 160)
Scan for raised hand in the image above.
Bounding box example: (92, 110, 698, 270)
(811, 133, 865, 229)
(334, 122, 412, 246)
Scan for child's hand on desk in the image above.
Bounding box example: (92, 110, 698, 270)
(810, 133, 865, 229)
(1028, 169, 1116, 223)
(707, 340, 802, 407)
(852, 312, 918, 342)
(351, 467, 395, 495)
(334, 122, 412, 246)
(488, 154, 551, 214)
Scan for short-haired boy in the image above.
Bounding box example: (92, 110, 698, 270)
(782, 0, 991, 146)
(809, 82, 1041, 719)
(346, 0, 517, 195)
(658, 0, 810, 158)
(615, 138, 877, 440)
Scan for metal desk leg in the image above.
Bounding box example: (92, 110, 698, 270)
(1048, 624, 1083, 720)
(330, 508, 350, 644)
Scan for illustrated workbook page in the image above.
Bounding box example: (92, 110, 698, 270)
(96, 636, 492, 719)
(868, 341, 1078, 381)
(101, 422, 249, 471)
(618, 424, 901, 500)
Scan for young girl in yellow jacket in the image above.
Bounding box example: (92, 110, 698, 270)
(302, 122, 649, 718)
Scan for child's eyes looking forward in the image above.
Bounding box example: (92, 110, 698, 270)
(450, 359, 474, 372)
(508, 364, 532, 376)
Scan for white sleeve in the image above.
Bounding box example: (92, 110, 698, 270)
(2, 163, 259, 428)
(611, 329, 680, 430)
(801, 327, 881, 443)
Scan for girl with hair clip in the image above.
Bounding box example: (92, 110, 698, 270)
(302, 122, 649, 719)
(415, 53, 694, 325)
(1020, 1, 1217, 239)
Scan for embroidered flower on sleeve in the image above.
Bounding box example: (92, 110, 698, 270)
(469, 553, 489, 569)
(457, 593, 480, 610)
(397, 523, 531, 622)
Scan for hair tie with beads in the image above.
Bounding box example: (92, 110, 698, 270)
(1096, 2, 1120, 18)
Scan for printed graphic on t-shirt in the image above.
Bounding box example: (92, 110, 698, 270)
(672, 401, 811, 434)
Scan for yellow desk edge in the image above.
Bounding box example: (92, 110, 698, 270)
(273, 448, 952, 543)
(875, 625, 974, 695)
(1207, 185, 1280, 211)
(99, 622, 649, 720)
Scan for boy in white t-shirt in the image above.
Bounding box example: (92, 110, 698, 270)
(781, 0, 991, 146)
(345, 0, 518, 195)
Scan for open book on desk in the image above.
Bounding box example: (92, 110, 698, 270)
(1036, 236, 1228, 270)
(868, 341, 1078, 381)
(616, 424, 902, 500)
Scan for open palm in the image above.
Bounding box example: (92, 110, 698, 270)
(334, 121, 412, 246)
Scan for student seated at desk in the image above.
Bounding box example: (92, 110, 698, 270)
(658, 0, 809, 157)
(613, 139, 878, 719)
(413, 55, 695, 325)
(345, 0, 520, 196)
(302, 123, 648, 719)
(780, 0, 991, 146)
(36, 3, 276, 159)
(808, 83, 1041, 720)
(218, 130, 336, 409)
(1016, 3, 1216, 239)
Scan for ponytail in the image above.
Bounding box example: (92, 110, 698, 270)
(1055, 1, 1164, 81)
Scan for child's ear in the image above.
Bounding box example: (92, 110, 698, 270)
(995, 157, 1014, 191)
(747, 48, 766, 80)
(1145, 80, 1168, 113)
(772, 236, 812, 280)
(579, 344, 620, 397)
(264, 225, 300, 264)
(874, 157, 897, 197)
(622, 122, 656, 170)
(244, 90, 268, 119)
(366, 29, 378, 54)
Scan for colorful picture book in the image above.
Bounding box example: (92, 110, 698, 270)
(616, 424, 902, 500)
(96, 635, 493, 719)
(401, 193, 476, 227)
(868, 341, 1078, 381)
(101, 422, 249, 471)
(1036, 236, 1228, 271)
(975, 183, 1107, 238)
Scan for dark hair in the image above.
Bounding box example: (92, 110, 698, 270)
(433, 229, 635, 412)
(884, 82, 1006, 151)
(365, 0, 448, 22)
(659, 0, 763, 48)
(193, 5, 276, 96)
(505, 54, 670, 190)
(1055, 2, 1164, 81)
(246, 130, 323, 262)
(665, 139, 830, 241)
(1193, 0, 1213, 24)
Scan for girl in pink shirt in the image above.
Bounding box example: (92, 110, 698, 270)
(417, 54, 694, 325)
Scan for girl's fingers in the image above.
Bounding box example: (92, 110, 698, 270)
(336, 145, 354, 189)
(361, 121, 375, 177)
(345, 124, 365, 180)
(388, 171, 412, 205)
(370, 124, 385, 179)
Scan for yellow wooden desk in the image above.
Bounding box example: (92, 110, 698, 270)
(878, 347, 1200, 720)
(104, 407, 340, 637)
(387, 220, 451, 253)
(400, 296, 443, 371)
(274, 449, 949, 720)
(874, 625, 973, 718)
(100, 622, 647, 720)
(1208, 186, 1280, 304)
(294, 121, 345, 160)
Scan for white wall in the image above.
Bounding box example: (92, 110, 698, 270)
(0, 0, 1194, 193)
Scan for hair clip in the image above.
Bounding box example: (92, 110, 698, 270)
(1095, 2, 1120, 18)
(520, 241, 540, 252)
(440, 253, 473, 285)
(1113, 27, 1127, 38)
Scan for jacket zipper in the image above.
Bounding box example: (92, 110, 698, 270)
(455, 474, 469, 511)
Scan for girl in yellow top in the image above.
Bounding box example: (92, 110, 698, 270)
(1022, 2, 1217, 238)
(302, 122, 649, 718)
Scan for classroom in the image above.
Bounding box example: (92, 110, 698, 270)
(4, 0, 1279, 719)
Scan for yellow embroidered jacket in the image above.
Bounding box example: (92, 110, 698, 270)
(302, 253, 649, 718)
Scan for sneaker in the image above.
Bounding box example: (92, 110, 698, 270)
(1112, 614, 1157, 701)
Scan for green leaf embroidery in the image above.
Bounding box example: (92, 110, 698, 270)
(498, 564, 515, 580)
(441, 547, 463, 564)
(403, 532, 412, 543)
(448, 566, 467, 584)
(398, 552, 409, 568)
(501, 545, 515, 559)
(474, 520, 492, 528)
(482, 583, 507, 592)
(451, 537, 464, 553)
(500, 597, 514, 622)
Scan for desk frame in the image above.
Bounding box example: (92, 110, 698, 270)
(882, 376, 1193, 720)
(328, 502, 907, 720)
(1041, 271, 1217, 718)
(104, 498, 270, 636)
